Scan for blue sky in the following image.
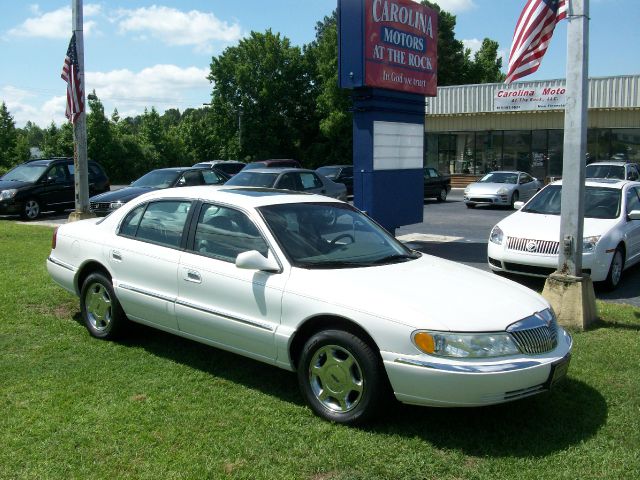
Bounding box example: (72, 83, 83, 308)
(1, 0, 638, 127)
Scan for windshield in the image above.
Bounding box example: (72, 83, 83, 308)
(225, 171, 279, 188)
(585, 164, 625, 180)
(479, 172, 518, 184)
(2, 164, 47, 182)
(522, 185, 621, 219)
(316, 167, 340, 178)
(258, 202, 418, 268)
(131, 170, 181, 188)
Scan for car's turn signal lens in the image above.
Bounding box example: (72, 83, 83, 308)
(413, 332, 435, 354)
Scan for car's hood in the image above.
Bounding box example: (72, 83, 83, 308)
(0, 179, 32, 190)
(90, 186, 156, 203)
(467, 182, 514, 194)
(286, 255, 549, 332)
(496, 211, 619, 239)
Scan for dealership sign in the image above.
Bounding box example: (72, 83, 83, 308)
(339, 0, 438, 96)
(494, 86, 567, 111)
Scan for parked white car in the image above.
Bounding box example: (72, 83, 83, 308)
(47, 187, 572, 424)
(464, 171, 542, 209)
(585, 161, 640, 181)
(488, 179, 640, 290)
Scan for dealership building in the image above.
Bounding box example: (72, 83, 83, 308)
(424, 74, 640, 185)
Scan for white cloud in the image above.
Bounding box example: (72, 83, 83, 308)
(462, 38, 483, 56)
(115, 6, 242, 53)
(86, 64, 210, 109)
(2, 65, 211, 127)
(7, 4, 102, 39)
(413, 0, 477, 13)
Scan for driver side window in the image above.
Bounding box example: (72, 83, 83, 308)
(626, 187, 640, 214)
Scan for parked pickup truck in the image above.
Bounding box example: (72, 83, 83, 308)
(423, 167, 451, 202)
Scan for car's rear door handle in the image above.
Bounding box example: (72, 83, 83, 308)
(184, 269, 202, 283)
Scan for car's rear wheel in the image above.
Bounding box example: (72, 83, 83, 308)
(80, 272, 127, 339)
(437, 188, 447, 202)
(603, 247, 624, 291)
(297, 329, 386, 424)
(21, 198, 41, 220)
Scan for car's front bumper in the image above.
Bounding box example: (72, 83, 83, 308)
(382, 327, 573, 406)
(487, 240, 612, 281)
(464, 193, 511, 206)
(0, 199, 23, 215)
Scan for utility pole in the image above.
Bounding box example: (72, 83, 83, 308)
(542, 0, 597, 329)
(68, 0, 93, 221)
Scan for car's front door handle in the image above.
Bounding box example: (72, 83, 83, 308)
(184, 269, 202, 283)
(111, 250, 122, 261)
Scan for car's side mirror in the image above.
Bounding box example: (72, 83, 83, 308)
(628, 209, 640, 221)
(236, 250, 280, 272)
(514, 201, 525, 210)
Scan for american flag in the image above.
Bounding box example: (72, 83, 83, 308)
(61, 33, 84, 123)
(505, 0, 568, 84)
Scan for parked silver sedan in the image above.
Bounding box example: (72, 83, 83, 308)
(464, 171, 542, 209)
(225, 168, 348, 201)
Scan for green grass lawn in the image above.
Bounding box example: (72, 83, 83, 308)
(1, 222, 639, 479)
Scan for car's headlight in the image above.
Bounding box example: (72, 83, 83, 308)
(583, 235, 601, 253)
(464, 187, 470, 194)
(0, 189, 17, 200)
(497, 187, 509, 195)
(413, 330, 520, 358)
(489, 225, 504, 245)
(109, 201, 125, 210)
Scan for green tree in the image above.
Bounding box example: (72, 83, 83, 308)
(467, 39, 506, 84)
(0, 102, 18, 169)
(208, 30, 314, 162)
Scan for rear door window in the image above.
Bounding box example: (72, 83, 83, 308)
(120, 201, 192, 248)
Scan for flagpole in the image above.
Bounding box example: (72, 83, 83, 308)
(68, 0, 92, 222)
(542, 0, 597, 329)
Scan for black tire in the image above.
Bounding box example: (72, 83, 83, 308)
(21, 198, 41, 220)
(510, 191, 520, 209)
(465, 203, 475, 209)
(80, 272, 127, 339)
(603, 247, 625, 291)
(436, 188, 447, 202)
(297, 329, 387, 425)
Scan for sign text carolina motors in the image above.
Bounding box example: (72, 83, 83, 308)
(365, 0, 438, 96)
(494, 86, 567, 112)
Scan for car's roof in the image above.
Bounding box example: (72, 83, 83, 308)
(551, 178, 636, 189)
(194, 160, 243, 165)
(485, 170, 523, 174)
(317, 165, 351, 169)
(25, 157, 71, 166)
(237, 168, 314, 174)
(134, 185, 341, 208)
(586, 161, 629, 167)
(151, 166, 209, 173)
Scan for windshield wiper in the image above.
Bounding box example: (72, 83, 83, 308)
(370, 253, 419, 265)
(295, 260, 371, 269)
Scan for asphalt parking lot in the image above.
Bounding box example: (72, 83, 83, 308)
(2, 187, 638, 307)
(397, 189, 640, 308)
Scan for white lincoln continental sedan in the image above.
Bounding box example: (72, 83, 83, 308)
(47, 186, 572, 424)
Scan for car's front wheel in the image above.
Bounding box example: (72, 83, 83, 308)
(437, 188, 447, 202)
(21, 198, 41, 220)
(510, 191, 519, 209)
(297, 329, 386, 424)
(80, 272, 127, 339)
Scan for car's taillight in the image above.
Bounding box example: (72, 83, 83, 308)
(52, 226, 59, 249)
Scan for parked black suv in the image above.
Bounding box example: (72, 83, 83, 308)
(0, 157, 110, 220)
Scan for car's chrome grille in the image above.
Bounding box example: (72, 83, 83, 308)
(90, 201, 110, 210)
(507, 237, 559, 255)
(508, 318, 558, 355)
